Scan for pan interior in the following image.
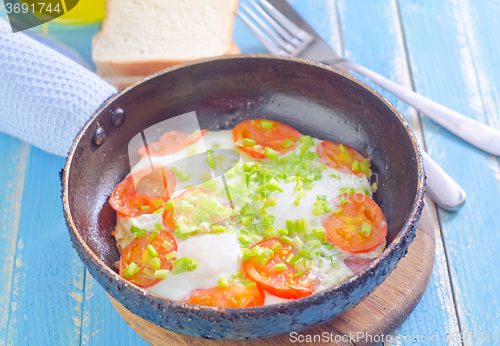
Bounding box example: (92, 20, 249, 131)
(67, 57, 419, 272)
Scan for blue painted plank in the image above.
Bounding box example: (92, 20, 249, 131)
(398, 0, 500, 343)
(0, 135, 30, 345)
(80, 271, 146, 345)
(334, 0, 461, 344)
(5, 148, 85, 346)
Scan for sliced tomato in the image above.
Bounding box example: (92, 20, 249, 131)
(119, 230, 177, 287)
(322, 193, 387, 253)
(137, 130, 207, 156)
(317, 141, 372, 177)
(242, 238, 315, 299)
(184, 283, 265, 308)
(109, 167, 176, 218)
(344, 257, 374, 274)
(233, 119, 301, 159)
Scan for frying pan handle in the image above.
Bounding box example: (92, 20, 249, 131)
(0, 19, 117, 157)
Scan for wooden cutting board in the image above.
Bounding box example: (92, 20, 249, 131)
(109, 207, 435, 346)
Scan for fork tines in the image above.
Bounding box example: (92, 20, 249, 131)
(237, 0, 314, 56)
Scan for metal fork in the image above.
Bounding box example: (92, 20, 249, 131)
(238, 0, 467, 211)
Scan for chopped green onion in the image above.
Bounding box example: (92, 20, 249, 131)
(164, 199, 173, 210)
(365, 189, 371, 196)
(133, 228, 147, 238)
(153, 198, 164, 208)
(172, 257, 198, 274)
(211, 225, 226, 233)
(122, 262, 139, 278)
(306, 239, 322, 248)
(293, 271, 304, 278)
(339, 197, 349, 205)
(170, 166, 179, 174)
(349, 188, 355, 196)
(162, 240, 173, 250)
(153, 208, 164, 215)
(265, 147, 278, 160)
(330, 174, 341, 179)
(245, 281, 257, 288)
(243, 138, 256, 146)
(300, 135, 314, 146)
(286, 220, 294, 235)
(218, 276, 229, 288)
(304, 151, 318, 161)
(154, 269, 170, 279)
(282, 138, 295, 149)
(333, 207, 343, 215)
(322, 201, 332, 213)
(271, 241, 283, 253)
(273, 262, 287, 272)
(339, 144, 347, 153)
(278, 228, 288, 236)
(140, 205, 150, 211)
(238, 235, 252, 245)
(150, 257, 161, 270)
(280, 236, 293, 244)
(294, 191, 307, 206)
(165, 251, 177, 261)
(217, 154, 227, 162)
(293, 236, 303, 248)
(312, 226, 327, 239)
(202, 180, 217, 191)
(142, 268, 153, 277)
(360, 162, 367, 172)
(147, 244, 158, 258)
(359, 223, 372, 237)
(339, 187, 349, 195)
(317, 195, 327, 201)
(148, 229, 160, 242)
(200, 171, 212, 182)
(262, 214, 274, 226)
(261, 121, 273, 129)
(352, 160, 359, 172)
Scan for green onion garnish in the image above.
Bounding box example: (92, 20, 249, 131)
(261, 121, 273, 129)
(299, 135, 314, 146)
(286, 220, 294, 235)
(282, 139, 295, 149)
(154, 269, 170, 279)
(140, 205, 150, 211)
(323, 201, 332, 213)
(339, 197, 349, 205)
(265, 147, 278, 160)
(280, 236, 293, 244)
(317, 195, 327, 201)
(202, 180, 217, 191)
(162, 240, 172, 250)
(148, 229, 160, 242)
(352, 160, 359, 172)
(133, 228, 147, 238)
(217, 154, 227, 162)
(312, 226, 327, 239)
(243, 138, 256, 146)
(153, 198, 163, 209)
(210, 225, 225, 233)
(339, 187, 349, 195)
(218, 276, 229, 288)
(164, 199, 173, 210)
(273, 262, 287, 272)
(349, 188, 355, 196)
(165, 251, 177, 261)
(147, 244, 158, 258)
(153, 208, 164, 215)
(142, 268, 153, 277)
(339, 144, 347, 153)
(306, 239, 322, 248)
(200, 171, 212, 182)
(150, 257, 161, 270)
(365, 189, 371, 196)
(330, 174, 341, 179)
(293, 271, 304, 278)
(333, 207, 343, 215)
(278, 228, 288, 236)
(294, 191, 307, 206)
(271, 241, 283, 253)
(171, 257, 198, 274)
(245, 281, 257, 288)
(359, 223, 372, 237)
(122, 262, 139, 278)
(293, 237, 303, 248)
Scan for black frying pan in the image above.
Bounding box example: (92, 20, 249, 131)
(62, 55, 425, 340)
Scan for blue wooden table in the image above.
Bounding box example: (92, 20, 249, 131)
(1, 1, 499, 345)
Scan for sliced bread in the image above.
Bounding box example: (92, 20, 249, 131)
(92, 0, 240, 77)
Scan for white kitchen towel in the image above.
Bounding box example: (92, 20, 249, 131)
(0, 18, 117, 157)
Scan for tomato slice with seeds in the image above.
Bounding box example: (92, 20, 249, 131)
(138, 129, 207, 156)
(184, 283, 265, 308)
(119, 230, 177, 287)
(317, 141, 372, 177)
(233, 119, 301, 159)
(109, 167, 176, 218)
(242, 238, 315, 299)
(322, 193, 387, 253)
